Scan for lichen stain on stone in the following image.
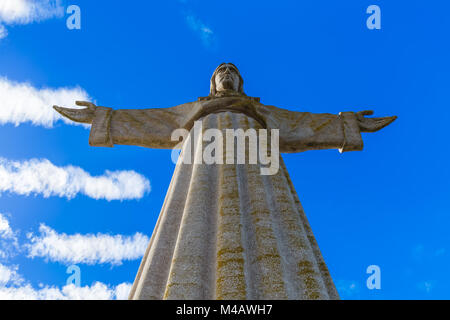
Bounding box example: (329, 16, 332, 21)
(217, 247, 244, 257)
(297, 260, 322, 299)
(164, 281, 201, 299)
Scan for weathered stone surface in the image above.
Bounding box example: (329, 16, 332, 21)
(53, 63, 397, 300)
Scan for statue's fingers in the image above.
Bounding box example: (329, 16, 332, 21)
(53, 105, 70, 115)
(76, 101, 96, 110)
(53, 106, 90, 123)
(356, 110, 374, 121)
(376, 116, 397, 124)
(361, 110, 374, 116)
(373, 116, 397, 131)
(54, 105, 80, 117)
(75, 101, 92, 106)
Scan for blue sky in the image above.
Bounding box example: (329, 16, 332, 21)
(0, 0, 449, 299)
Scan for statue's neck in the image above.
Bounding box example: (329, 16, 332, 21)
(214, 89, 243, 97)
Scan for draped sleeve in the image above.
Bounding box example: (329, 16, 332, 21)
(88, 102, 198, 149)
(256, 104, 364, 153)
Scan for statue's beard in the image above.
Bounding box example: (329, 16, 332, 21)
(217, 78, 238, 92)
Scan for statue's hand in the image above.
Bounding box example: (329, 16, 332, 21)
(356, 110, 397, 133)
(53, 101, 97, 124)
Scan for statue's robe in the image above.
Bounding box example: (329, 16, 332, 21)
(89, 95, 363, 300)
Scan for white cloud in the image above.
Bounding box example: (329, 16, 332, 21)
(26, 224, 149, 266)
(0, 77, 91, 128)
(0, 282, 132, 300)
(0, 213, 14, 239)
(185, 13, 215, 48)
(0, 0, 64, 24)
(0, 262, 132, 300)
(0, 157, 151, 201)
(0, 0, 65, 38)
(0, 210, 137, 300)
(0, 213, 19, 259)
(0, 220, 136, 299)
(0, 264, 24, 286)
(114, 282, 133, 300)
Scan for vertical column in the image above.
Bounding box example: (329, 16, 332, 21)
(235, 115, 287, 299)
(215, 112, 247, 299)
(130, 131, 195, 300)
(262, 158, 329, 299)
(280, 158, 339, 299)
(163, 114, 219, 300)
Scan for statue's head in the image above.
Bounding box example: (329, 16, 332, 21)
(210, 63, 244, 96)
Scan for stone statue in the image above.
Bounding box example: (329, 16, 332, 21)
(54, 63, 396, 300)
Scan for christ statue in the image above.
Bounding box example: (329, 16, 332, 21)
(54, 63, 396, 300)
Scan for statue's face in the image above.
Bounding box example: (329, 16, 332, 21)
(214, 64, 240, 93)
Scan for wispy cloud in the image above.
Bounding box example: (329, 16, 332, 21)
(411, 244, 425, 261)
(0, 0, 65, 39)
(0, 157, 151, 201)
(434, 248, 446, 257)
(0, 25, 7, 39)
(26, 224, 149, 266)
(0, 77, 91, 128)
(335, 279, 360, 299)
(185, 13, 216, 48)
(417, 280, 434, 294)
(0, 263, 132, 299)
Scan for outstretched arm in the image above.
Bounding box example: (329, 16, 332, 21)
(260, 104, 397, 153)
(54, 101, 194, 149)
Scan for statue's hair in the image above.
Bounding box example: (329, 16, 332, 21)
(210, 63, 245, 96)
